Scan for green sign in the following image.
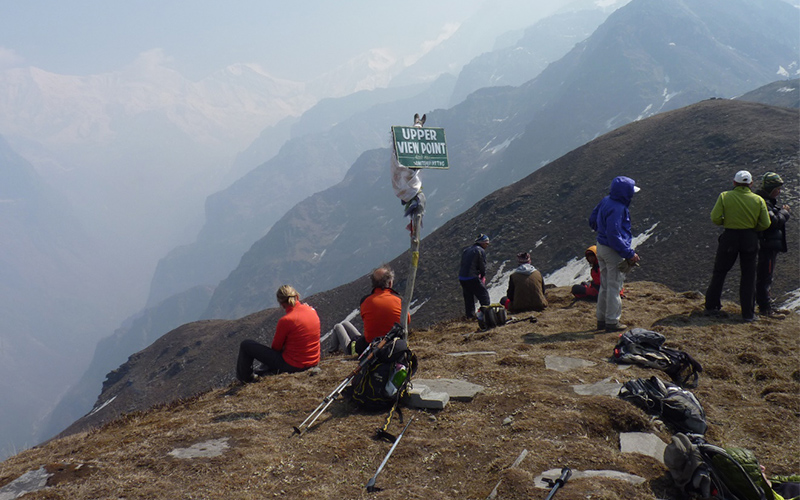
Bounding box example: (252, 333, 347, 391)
(391, 126, 449, 169)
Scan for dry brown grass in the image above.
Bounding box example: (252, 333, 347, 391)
(2, 282, 798, 499)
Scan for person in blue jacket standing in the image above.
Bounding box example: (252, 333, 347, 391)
(589, 176, 641, 332)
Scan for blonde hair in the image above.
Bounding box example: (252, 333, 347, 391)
(276, 285, 300, 307)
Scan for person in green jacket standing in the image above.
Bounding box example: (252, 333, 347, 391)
(704, 170, 770, 321)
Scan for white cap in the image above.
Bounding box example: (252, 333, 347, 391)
(734, 170, 752, 184)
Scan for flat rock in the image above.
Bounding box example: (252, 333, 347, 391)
(535, 468, 645, 488)
(168, 437, 230, 459)
(404, 385, 450, 410)
(545, 355, 596, 372)
(448, 351, 497, 357)
(0, 467, 50, 500)
(572, 377, 623, 397)
(413, 378, 485, 401)
(620, 432, 668, 463)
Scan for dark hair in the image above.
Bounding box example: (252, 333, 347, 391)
(371, 266, 395, 289)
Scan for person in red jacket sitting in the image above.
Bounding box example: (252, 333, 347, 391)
(572, 246, 624, 300)
(333, 265, 408, 355)
(236, 285, 321, 383)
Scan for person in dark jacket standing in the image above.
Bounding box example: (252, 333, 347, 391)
(459, 234, 491, 319)
(589, 176, 641, 332)
(755, 172, 791, 316)
(704, 170, 770, 321)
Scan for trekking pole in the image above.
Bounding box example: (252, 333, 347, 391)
(400, 210, 422, 340)
(291, 375, 353, 436)
(365, 415, 415, 492)
(292, 325, 404, 436)
(543, 467, 572, 500)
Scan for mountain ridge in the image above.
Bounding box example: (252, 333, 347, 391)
(5, 281, 797, 499)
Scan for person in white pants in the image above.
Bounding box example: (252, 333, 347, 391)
(589, 176, 641, 332)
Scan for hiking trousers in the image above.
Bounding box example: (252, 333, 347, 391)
(596, 243, 625, 325)
(333, 320, 364, 353)
(755, 248, 778, 312)
(236, 339, 305, 382)
(704, 229, 758, 319)
(460, 278, 490, 317)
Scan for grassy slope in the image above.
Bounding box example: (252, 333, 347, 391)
(1, 281, 798, 499)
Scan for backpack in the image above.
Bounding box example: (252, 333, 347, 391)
(618, 376, 707, 435)
(350, 334, 418, 411)
(478, 304, 508, 330)
(664, 433, 771, 500)
(612, 328, 703, 388)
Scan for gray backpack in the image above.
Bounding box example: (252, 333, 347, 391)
(618, 376, 707, 435)
(612, 328, 703, 388)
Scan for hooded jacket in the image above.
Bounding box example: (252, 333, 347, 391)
(506, 263, 548, 312)
(589, 176, 637, 259)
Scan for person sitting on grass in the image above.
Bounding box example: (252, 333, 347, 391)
(333, 265, 407, 356)
(500, 252, 547, 313)
(572, 245, 625, 301)
(235, 285, 320, 383)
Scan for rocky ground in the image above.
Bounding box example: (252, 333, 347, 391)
(1, 282, 798, 499)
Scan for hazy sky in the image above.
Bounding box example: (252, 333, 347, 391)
(0, 1, 497, 81)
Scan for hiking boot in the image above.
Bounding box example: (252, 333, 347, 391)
(703, 308, 724, 317)
(742, 316, 757, 323)
(605, 323, 628, 333)
(596, 321, 606, 330)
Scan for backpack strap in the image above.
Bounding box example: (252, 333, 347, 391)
(670, 351, 703, 389)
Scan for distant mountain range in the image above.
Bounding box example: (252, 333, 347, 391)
(59, 97, 798, 438)
(202, 0, 799, 320)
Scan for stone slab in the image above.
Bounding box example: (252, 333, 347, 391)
(168, 437, 230, 459)
(534, 468, 645, 488)
(0, 467, 50, 500)
(413, 378, 485, 401)
(404, 384, 449, 410)
(620, 432, 667, 463)
(545, 355, 596, 372)
(448, 351, 497, 357)
(572, 377, 623, 397)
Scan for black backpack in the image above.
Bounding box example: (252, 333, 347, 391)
(618, 376, 707, 435)
(350, 334, 417, 411)
(612, 328, 703, 388)
(664, 433, 771, 500)
(479, 304, 508, 330)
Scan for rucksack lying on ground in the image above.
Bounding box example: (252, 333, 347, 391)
(618, 376, 707, 435)
(664, 433, 772, 500)
(478, 304, 508, 330)
(611, 328, 703, 388)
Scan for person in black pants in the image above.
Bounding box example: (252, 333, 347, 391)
(704, 170, 770, 321)
(755, 172, 791, 316)
(458, 234, 491, 319)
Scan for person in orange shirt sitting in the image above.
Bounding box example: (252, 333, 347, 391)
(236, 285, 321, 383)
(334, 265, 408, 355)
